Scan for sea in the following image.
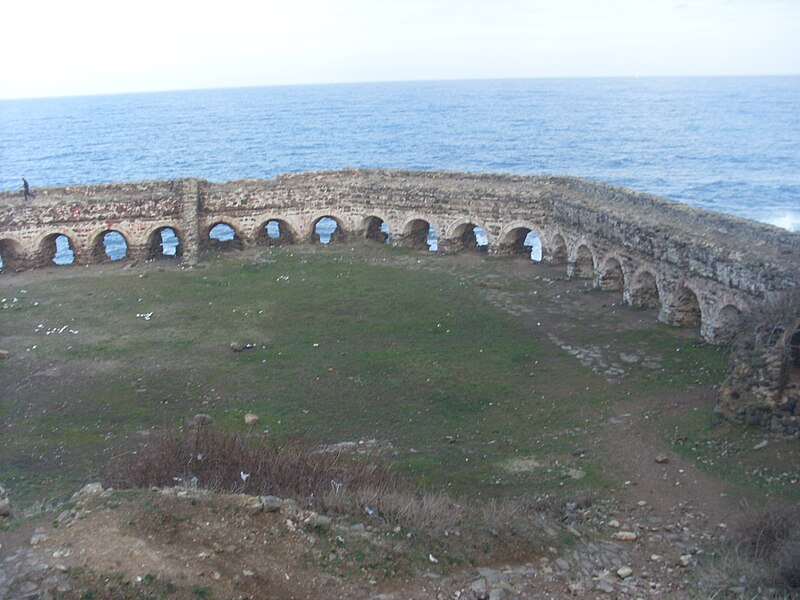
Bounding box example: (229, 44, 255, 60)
(1, 77, 799, 264)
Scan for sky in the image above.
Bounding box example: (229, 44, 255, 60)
(1, 0, 798, 99)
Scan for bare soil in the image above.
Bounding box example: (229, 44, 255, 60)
(1, 247, 798, 599)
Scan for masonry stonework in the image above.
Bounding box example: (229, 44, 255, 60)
(1, 169, 798, 348)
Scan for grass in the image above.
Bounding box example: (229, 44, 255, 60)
(0, 243, 792, 510)
(668, 405, 800, 501)
(104, 425, 557, 565)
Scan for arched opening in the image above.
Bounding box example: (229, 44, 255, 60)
(147, 227, 181, 260)
(573, 245, 594, 279)
(503, 227, 542, 261)
(208, 223, 243, 251)
(452, 223, 489, 253)
(0, 239, 22, 273)
(40, 233, 75, 266)
(599, 258, 624, 292)
(789, 329, 800, 368)
(714, 305, 743, 344)
(257, 219, 295, 246)
(93, 230, 128, 262)
(671, 286, 701, 328)
(313, 216, 346, 244)
(627, 271, 660, 308)
(363, 216, 390, 244)
(550, 234, 568, 265)
(403, 219, 437, 251)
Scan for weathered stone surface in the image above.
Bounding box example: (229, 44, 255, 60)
(716, 315, 800, 435)
(2, 171, 797, 341)
(0, 484, 10, 517)
(2, 170, 799, 429)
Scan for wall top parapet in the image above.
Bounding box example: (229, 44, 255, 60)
(1, 169, 798, 289)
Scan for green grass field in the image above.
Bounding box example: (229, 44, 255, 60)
(1, 244, 796, 508)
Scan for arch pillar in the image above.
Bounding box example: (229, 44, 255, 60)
(179, 179, 201, 266)
(568, 245, 595, 280)
(126, 243, 151, 262)
(436, 237, 456, 253)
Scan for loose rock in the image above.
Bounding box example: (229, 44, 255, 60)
(191, 413, 213, 427)
(617, 566, 633, 579)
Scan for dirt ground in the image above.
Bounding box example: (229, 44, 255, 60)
(1, 247, 798, 599)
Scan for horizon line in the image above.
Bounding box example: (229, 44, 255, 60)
(2, 73, 799, 102)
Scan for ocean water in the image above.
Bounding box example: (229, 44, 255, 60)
(1, 77, 799, 235)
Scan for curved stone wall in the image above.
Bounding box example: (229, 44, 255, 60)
(2, 169, 799, 343)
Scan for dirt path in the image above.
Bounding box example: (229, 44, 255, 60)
(0, 248, 784, 599)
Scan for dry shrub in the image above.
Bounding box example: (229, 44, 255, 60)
(319, 484, 460, 534)
(103, 424, 569, 562)
(705, 505, 800, 596)
(104, 425, 397, 501)
(734, 505, 800, 591)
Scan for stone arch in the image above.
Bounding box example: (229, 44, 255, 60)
(788, 327, 800, 369)
(599, 257, 625, 292)
(549, 233, 568, 265)
(710, 304, 743, 344)
(0, 238, 23, 272)
(146, 226, 182, 259)
(400, 217, 436, 251)
(449, 222, 489, 253)
(311, 215, 347, 244)
(205, 221, 244, 251)
(90, 228, 130, 262)
(255, 218, 297, 246)
(626, 270, 661, 308)
(670, 285, 702, 328)
(500, 223, 543, 261)
(718, 304, 743, 330)
(572, 244, 595, 279)
(362, 215, 390, 244)
(37, 231, 77, 266)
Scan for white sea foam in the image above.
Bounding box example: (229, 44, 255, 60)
(763, 213, 800, 233)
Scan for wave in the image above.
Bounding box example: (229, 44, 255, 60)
(763, 212, 800, 233)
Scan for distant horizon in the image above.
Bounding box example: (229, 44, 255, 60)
(3, 0, 798, 101)
(2, 73, 800, 102)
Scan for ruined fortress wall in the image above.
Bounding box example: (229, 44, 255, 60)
(1, 170, 799, 346)
(547, 177, 798, 294)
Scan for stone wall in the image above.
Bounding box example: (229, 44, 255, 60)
(716, 312, 800, 436)
(1, 169, 798, 347)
